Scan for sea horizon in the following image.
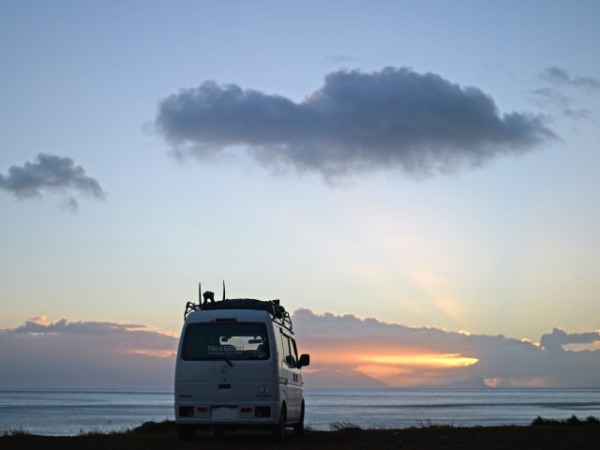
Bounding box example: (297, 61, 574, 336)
(2, 387, 600, 436)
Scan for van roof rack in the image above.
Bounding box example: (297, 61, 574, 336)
(184, 297, 294, 332)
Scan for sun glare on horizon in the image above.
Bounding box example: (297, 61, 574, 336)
(362, 353, 479, 367)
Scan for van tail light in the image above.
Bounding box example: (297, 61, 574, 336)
(179, 406, 194, 417)
(254, 406, 271, 417)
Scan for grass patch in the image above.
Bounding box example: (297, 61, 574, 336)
(411, 419, 456, 429)
(1, 428, 30, 437)
(531, 415, 600, 426)
(130, 420, 177, 435)
(73, 419, 175, 437)
(329, 420, 362, 431)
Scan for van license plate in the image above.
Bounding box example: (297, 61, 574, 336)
(211, 406, 237, 420)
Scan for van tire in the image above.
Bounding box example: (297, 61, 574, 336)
(294, 401, 305, 435)
(272, 405, 287, 442)
(178, 425, 194, 441)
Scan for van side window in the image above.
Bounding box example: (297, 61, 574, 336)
(289, 337, 299, 363)
(280, 331, 298, 368)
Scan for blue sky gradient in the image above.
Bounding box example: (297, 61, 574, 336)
(1, 1, 599, 387)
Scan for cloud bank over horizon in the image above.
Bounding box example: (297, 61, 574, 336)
(0, 316, 177, 389)
(0, 153, 105, 211)
(1, 312, 599, 389)
(292, 309, 600, 388)
(155, 67, 555, 180)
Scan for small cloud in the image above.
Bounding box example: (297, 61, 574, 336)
(540, 328, 600, 353)
(540, 66, 600, 91)
(0, 153, 106, 210)
(13, 316, 68, 333)
(27, 316, 52, 326)
(531, 66, 600, 122)
(60, 196, 79, 213)
(155, 67, 555, 181)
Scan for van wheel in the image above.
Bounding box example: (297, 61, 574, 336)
(272, 405, 286, 442)
(294, 401, 305, 436)
(178, 425, 194, 441)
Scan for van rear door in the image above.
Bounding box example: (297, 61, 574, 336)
(176, 321, 276, 406)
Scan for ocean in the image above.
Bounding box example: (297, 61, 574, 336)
(1, 388, 599, 436)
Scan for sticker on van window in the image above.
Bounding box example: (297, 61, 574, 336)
(208, 345, 244, 355)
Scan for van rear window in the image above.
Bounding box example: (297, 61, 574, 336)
(182, 322, 270, 361)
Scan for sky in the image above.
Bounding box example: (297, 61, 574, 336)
(1, 0, 600, 389)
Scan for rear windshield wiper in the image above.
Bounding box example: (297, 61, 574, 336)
(199, 356, 234, 366)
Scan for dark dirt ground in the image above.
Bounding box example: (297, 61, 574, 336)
(3, 421, 600, 450)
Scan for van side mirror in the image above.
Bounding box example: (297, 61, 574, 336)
(298, 354, 310, 367)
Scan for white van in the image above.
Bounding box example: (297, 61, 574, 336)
(174, 289, 310, 441)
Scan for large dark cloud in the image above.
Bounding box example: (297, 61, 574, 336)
(155, 67, 555, 179)
(0, 153, 105, 210)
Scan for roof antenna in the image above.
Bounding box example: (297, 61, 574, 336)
(198, 282, 202, 306)
(222, 280, 226, 301)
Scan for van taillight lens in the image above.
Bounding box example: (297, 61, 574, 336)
(179, 406, 194, 417)
(254, 406, 271, 417)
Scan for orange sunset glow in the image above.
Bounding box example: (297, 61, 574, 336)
(306, 348, 479, 369)
(362, 354, 479, 367)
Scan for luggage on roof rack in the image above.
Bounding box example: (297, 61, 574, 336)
(184, 297, 293, 332)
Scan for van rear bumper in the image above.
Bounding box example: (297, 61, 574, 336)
(175, 401, 280, 426)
